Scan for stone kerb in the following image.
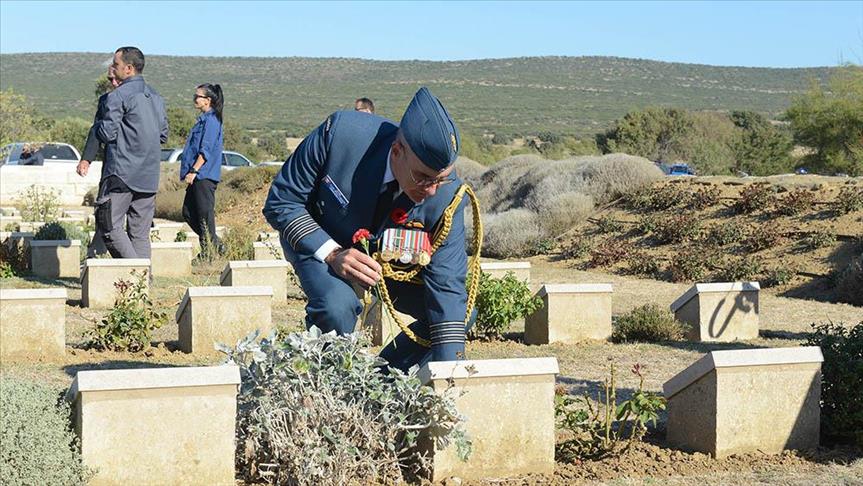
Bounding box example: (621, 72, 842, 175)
(254, 241, 284, 260)
(0, 288, 67, 361)
(418, 358, 559, 481)
(30, 239, 81, 278)
(176, 286, 273, 354)
(67, 365, 240, 486)
(219, 260, 292, 303)
(480, 261, 531, 282)
(670, 282, 760, 342)
(525, 283, 613, 344)
(664, 346, 822, 458)
(150, 242, 194, 277)
(81, 258, 151, 308)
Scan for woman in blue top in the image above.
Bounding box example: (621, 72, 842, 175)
(180, 83, 224, 254)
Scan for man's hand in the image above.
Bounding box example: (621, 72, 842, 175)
(325, 247, 382, 288)
(76, 160, 90, 177)
(184, 172, 197, 184)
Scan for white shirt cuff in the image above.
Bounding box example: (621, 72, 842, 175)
(313, 239, 342, 263)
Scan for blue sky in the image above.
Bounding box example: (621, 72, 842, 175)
(1, 1, 860, 67)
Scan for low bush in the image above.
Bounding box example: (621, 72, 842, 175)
(472, 271, 542, 339)
(720, 256, 762, 281)
(638, 184, 689, 211)
(588, 238, 632, 268)
(832, 186, 863, 215)
(805, 322, 863, 447)
(732, 183, 772, 214)
(802, 230, 837, 250)
(561, 237, 593, 260)
(18, 184, 60, 222)
(595, 214, 623, 234)
(833, 255, 863, 306)
(743, 225, 783, 253)
(85, 270, 166, 352)
(221, 328, 471, 485)
(635, 214, 659, 235)
(222, 165, 280, 194)
(654, 213, 701, 244)
(704, 220, 746, 246)
(34, 222, 90, 260)
(221, 224, 256, 261)
(481, 209, 543, 258)
(625, 251, 660, 277)
(555, 363, 666, 461)
(763, 265, 795, 288)
(0, 377, 91, 485)
(0, 239, 28, 277)
(612, 304, 688, 342)
(774, 189, 816, 216)
(535, 191, 594, 237)
(667, 249, 714, 282)
(686, 185, 722, 210)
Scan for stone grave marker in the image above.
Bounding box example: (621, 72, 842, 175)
(67, 365, 240, 485)
(418, 358, 559, 481)
(479, 261, 531, 282)
(176, 286, 273, 354)
(253, 241, 284, 260)
(151, 222, 185, 243)
(30, 239, 81, 278)
(220, 260, 292, 303)
(0, 288, 67, 361)
(81, 258, 151, 308)
(150, 242, 194, 277)
(671, 282, 760, 342)
(664, 346, 822, 458)
(525, 283, 613, 344)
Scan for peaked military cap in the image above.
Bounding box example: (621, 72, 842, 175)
(400, 87, 461, 171)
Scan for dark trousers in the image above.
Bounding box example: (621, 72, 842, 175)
(182, 178, 221, 250)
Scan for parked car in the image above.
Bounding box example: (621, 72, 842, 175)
(0, 142, 81, 166)
(257, 160, 285, 167)
(668, 163, 696, 176)
(160, 148, 255, 171)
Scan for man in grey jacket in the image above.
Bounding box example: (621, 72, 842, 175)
(91, 46, 168, 259)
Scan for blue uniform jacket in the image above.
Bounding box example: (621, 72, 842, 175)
(263, 111, 469, 348)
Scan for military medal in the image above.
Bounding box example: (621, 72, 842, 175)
(379, 227, 432, 266)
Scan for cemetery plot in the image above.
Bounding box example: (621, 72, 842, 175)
(671, 282, 760, 342)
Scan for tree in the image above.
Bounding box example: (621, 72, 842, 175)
(598, 107, 693, 163)
(166, 106, 196, 148)
(730, 111, 793, 175)
(785, 65, 863, 175)
(0, 89, 49, 145)
(48, 118, 91, 154)
(94, 73, 113, 100)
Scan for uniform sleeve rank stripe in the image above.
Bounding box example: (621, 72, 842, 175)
(283, 214, 320, 249)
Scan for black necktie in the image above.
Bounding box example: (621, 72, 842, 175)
(372, 180, 399, 229)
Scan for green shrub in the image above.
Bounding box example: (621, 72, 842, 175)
(595, 214, 623, 234)
(221, 165, 280, 194)
(720, 256, 762, 281)
(0, 238, 28, 277)
(686, 185, 721, 210)
(802, 230, 837, 250)
(0, 378, 91, 485)
(472, 271, 542, 339)
(774, 189, 816, 216)
(704, 220, 746, 246)
(654, 213, 701, 244)
(220, 328, 471, 485)
(635, 214, 659, 235)
(732, 183, 773, 214)
(34, 221, 86, 241)
(743, 225, 783, 252)
(85, 270, 165, 352)
(19, 184, 60, 222)
(612, 304, 688, 342)
(625, 251, 660, 277)
(763, 265, 795, 287)
(668, 249, 713, 282)
(832, 186, 863, 215)
(805, 322, 863, 446)
(561, 237, 593, 260)
(555, 363, 666, 461)
(221, 223, 256, 261)
(588, 238, 632, 268)
(833, 255, 863, 306)
(174, 230, 188, 242)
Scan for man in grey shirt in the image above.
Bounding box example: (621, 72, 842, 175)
(90, 46, 168, 259)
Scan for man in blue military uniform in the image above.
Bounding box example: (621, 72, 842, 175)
(263, 87, 474, 372)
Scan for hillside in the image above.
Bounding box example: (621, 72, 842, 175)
(0, 53, 834, 137)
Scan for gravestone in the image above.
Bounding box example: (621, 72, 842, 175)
(30, 239, 81, 278)
(81, 258, 151, 308)
(0, 206, 19, 217)
(418, 358, 558, 481)
(67, 365, 240, 485)
(671, 282, 760, 342)
(664, 346, 822, 458)
(150, 242, 194, 277)
(525, 283, 613, 344)
(176, 286, 272, 354)
(253, 241, 284, 260)
(220, 260, 292, 303)
(479, 261, 531, 282)
(357, 296, 415, 347)
(18, 220, 46, 233)
(258, 231, 279, 243)
(151, 222, 184, 243)
(0, 288, 66, 361)
(0, 214, 22, 229)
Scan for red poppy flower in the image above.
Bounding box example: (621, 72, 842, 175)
(352, 228, 371, 244)
(390, 208, 408, 225)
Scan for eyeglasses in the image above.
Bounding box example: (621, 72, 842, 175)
(409, 167, 454, 188)
(193, 94, 209, 101)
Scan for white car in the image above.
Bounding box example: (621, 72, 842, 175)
(160, 148, 255, 171)
(0, 142, 81, 166)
